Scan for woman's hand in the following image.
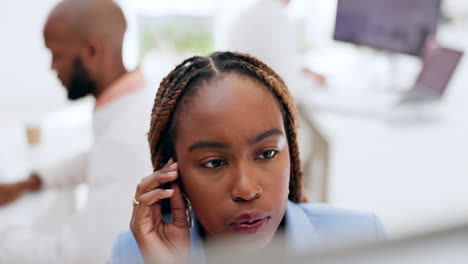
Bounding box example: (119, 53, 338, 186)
(130, 159, 190, 264)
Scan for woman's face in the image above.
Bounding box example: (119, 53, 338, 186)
(174, 73, 290, 248)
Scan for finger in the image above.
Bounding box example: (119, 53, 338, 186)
(138, 188, 174, 206)
(170, 184, 189, 229)
(137, 168, 173, 186)
(131, 195, 159, 236)
(131, 162, 178, 236)
(138, 158, 175, 183)
(131, 165, 178, 234)
(166, 157, 175, 168)
(130, 188, 161, 232)
(161, 158, 176, 171)
(136, 188, 173, 230)
(131, 189, 174, 237)
(135, 167, 178, 198)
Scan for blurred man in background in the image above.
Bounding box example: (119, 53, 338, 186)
(0, 0, 152, 262)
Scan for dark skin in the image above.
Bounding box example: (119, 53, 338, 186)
(43, 18, 82, 90)
(0, 174, 41, 206)
(131, 73, 291, 263)
(0, 0, 127, 206)
(43, 15, 127, 99)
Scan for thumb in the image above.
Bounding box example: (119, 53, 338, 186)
(170, 184, 191, 229)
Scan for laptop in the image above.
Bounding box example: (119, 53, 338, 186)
(401, 45, 464, 102)
(312, 44, 464, 117)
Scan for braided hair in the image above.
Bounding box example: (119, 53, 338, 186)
(148, 51, 308, 203)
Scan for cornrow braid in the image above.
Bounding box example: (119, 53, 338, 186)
(148, 51, 308, 203)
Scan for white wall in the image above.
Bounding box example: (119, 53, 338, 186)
(0, 0, 71, 125)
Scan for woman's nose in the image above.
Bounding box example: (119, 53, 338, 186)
(230, 165, 262, 202)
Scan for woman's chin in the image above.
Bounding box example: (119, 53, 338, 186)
(209, 230, 276, 252)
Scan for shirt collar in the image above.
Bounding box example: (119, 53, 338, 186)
(284, 200, 320, 253)
(95, 68, 145, 109)
(188, 213, 206, 264)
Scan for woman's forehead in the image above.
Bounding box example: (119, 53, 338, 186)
(174, 74, 285, 142)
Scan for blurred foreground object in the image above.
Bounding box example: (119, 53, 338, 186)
(205, 222, 468, 264)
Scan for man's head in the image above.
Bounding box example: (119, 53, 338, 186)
(43, 0, 127, 100)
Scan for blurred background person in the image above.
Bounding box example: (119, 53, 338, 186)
(0, 0, 153, 262)
(224, 0, 326, 97)
(223, 0, 330, 202)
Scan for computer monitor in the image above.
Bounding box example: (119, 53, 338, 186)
(333, 0, 441, 56)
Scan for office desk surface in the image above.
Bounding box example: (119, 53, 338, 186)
(307, 91, 468, 238)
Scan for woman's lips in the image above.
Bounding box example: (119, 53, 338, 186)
(229, 212, 270, 234)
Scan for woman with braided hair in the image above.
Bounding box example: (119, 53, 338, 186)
(111, 51, 385, 264)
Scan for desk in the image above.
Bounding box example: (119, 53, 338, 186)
(299, 28, 468, 237)
(0, 102, 92, 232)
(305, 72, 468, 237)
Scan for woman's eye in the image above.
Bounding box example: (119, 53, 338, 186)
(201, 159, 226, 168)
(257, 149, 279, 160)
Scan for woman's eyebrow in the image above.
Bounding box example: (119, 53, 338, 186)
(188, 141, 229, 152)
(187, 129, 283, 152)
(250, 129, 284, 144)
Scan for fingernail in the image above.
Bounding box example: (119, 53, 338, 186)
(166, 171, 177, 176)
(165, 189, 174, 193)
(169, 162, 177, 169)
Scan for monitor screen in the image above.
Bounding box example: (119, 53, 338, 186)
(333, 0, 441, 56)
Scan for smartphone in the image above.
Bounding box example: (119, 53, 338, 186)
(159, 159, 189, 215)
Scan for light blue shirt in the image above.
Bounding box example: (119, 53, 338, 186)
(110, 201, 386, 264)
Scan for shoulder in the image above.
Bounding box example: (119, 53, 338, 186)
(296, 203, 387, 244)
(110, 230, 144, 264)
